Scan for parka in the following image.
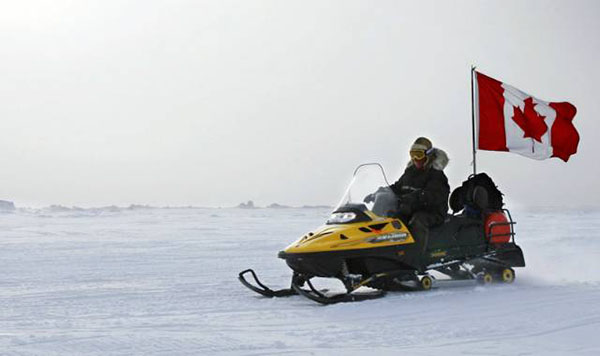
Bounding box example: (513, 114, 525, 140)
(389, 148, 450, 219)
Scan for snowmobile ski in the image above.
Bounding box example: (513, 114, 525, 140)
(291, 282, 386, 305)
(238, 269, 330, 298)
(238, 269, 297, 297)
(290, 273, 389, 305)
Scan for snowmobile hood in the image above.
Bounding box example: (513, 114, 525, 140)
(283, 215, 415, 254)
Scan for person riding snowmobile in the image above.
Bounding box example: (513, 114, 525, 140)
(366, 137, 450, 254)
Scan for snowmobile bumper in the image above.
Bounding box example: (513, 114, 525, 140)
(278, 250, 344, 277)
(490, 243, 526, 267)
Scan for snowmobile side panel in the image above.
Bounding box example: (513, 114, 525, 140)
(427, 215, 484, 250)
(284, 218, 415, 254)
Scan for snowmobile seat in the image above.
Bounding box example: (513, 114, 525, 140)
(427, 214, 484, 250)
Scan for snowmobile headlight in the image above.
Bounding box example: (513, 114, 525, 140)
(327, 212, 357, 224)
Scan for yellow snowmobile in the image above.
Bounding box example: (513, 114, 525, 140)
(239, 163, 525, 304)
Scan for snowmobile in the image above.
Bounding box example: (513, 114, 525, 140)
(239, 163, 525, 304)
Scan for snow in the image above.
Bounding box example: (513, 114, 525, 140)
(0, 200, 16, 212)
(1, 207, 600, 355)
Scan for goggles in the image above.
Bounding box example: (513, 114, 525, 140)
(410, 150, 426, 160)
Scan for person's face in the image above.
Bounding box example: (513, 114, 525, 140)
(410, 150, 427, 170)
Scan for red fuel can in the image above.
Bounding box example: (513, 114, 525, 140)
(484, 211, 511, 244)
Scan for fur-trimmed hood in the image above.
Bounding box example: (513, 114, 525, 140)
(407, 148, 449, 171)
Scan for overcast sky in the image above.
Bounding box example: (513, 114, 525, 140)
(1, 0, 599, 208)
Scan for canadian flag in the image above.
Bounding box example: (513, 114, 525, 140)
(474, 71, 579, 162)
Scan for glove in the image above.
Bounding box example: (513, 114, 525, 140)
(398, 190, 422, 214)
(402, 190, 420, 207)
(363, 193, 375, 204)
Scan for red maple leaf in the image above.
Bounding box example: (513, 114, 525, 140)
(511, 97, 548, 142)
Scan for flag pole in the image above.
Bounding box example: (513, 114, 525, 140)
(470, 65, 477, 176)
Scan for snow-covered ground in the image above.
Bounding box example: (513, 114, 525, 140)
(1, 206, 600, 355)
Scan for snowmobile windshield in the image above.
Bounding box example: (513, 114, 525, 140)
(329, 163, 398, 222)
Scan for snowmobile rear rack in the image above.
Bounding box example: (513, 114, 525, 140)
(503, 208, 517, 243)
(485, 208, 517, 243)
